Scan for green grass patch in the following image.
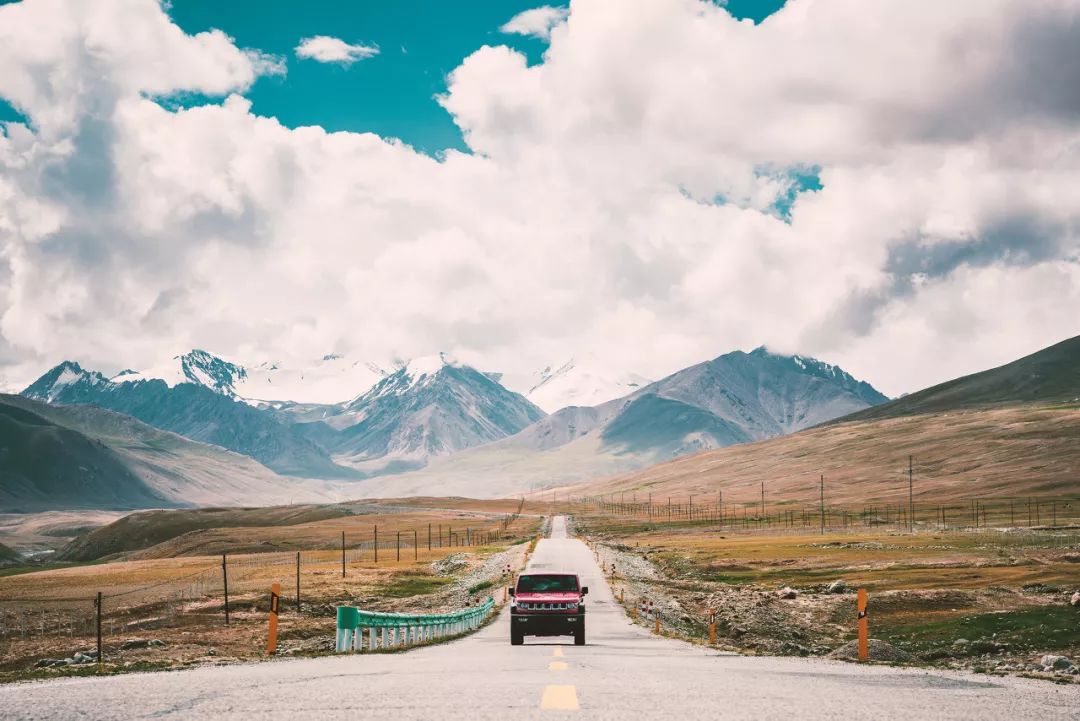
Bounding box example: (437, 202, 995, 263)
(379, 571, 451, 598)
(467, 580, 494, 594)
(876, 605, 1080, 659)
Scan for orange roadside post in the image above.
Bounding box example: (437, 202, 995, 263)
(267, 582, 281, 655)
(857, 587, 869, 662)
(708, 608, 716, 645)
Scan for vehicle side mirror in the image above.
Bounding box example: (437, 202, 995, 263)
(508, 587, 515, 597)
(581, 586, 588, 595)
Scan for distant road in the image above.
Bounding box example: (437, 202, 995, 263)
(2, 516, 1077, 720)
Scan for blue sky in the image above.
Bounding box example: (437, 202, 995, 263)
(167, 1, 785, 153)
(1, 1, 787, 152)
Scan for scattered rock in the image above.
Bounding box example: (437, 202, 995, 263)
(70, 652, 96, 665)
(121, 639, 150, 650)
(777, 587, 798, 600)
(828, 639, 913, 663)
(148, 639, 167, 648)
(1070, 591, 1079, 607)
(34, 658, 65, 669)
(431, 553, 469, 575)
(1041, 655, 1074, 671)
(206, 648, 217, 657)
(826, 580, 846, 594)
(953, 638, 970, 647)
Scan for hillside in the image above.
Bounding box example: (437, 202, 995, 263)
(0, 396, 174, 512)
(326, 354, 546, 474)
(23, 362, 359, 479)
(566, 335, 1080, 507)
(838, 334, 1080, 422)
(0, 541, 20, 566)
(564, 405, 1080, 507)
(348, 348, 888, 498)
(0, 395, 339, 511)
(57, 505, 354, 562)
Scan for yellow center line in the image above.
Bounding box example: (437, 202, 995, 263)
(540, 684, 579, 710)
(552, 646, 564, 657)
(548, 661, 568, 671)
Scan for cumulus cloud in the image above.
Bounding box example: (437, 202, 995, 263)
(500, 6, 569, 40)
(295, 35, 379, 65)
(1, 0, 1079, 398)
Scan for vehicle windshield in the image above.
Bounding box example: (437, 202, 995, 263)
(516, 574, 578, 593)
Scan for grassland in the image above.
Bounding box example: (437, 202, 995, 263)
(563, 405, 1080, 507)
(576, 512, 1079, 677)
(0, 502, 540, 683)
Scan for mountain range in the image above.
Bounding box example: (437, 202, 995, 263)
(347, 347, 891, 497)
(10, 344, 892, 510)
(0, 393, 335, 512)
(569, 333, 1080, 506)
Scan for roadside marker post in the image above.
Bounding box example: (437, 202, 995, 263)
(267, 582, 281, 655)
(857, 588, 869, 662)
(708, 608, 716, 645)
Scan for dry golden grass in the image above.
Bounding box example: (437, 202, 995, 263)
(564, 406, 1080, 508)
(0, 505, 540, 680)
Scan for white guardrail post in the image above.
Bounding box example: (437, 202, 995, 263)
(335, 597, 496, 653)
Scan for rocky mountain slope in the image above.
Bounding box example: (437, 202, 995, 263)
(0, 394, 339, 512)
(22, 362, 359, 479)
(324, 354, 546, 474)
(0, 395, 172, 512)
(349, 347, 888, 497)
(567, 334, 1080, 506)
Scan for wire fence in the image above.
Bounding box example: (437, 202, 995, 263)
(568, 494, 1080, 536)
(0, 510, 530, 667)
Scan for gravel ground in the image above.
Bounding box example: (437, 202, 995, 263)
(580, 526, 1079, 682)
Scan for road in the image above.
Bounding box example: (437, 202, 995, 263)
(2, 516, 1077, 720)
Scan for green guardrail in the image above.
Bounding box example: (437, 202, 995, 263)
(335, 597, 495, 652)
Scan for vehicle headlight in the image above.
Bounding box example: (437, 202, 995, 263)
(566, 602, 578, 610)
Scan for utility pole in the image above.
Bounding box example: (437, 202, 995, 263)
(374, 525, 378, 564)
(413, 529, 418, 560)
(819, 475, 825, 536)
(341, 531, 346, 578)
(760, 482, 765, 523)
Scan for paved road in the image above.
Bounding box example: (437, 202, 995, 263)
(2, 516, 1078, 720)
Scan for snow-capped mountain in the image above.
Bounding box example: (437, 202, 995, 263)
(112, 350, 247, 395)
(508, 345, 882, 461)
(517, 357, 652, 413)
(355, 347, 891, 498)
(325, 353, 546, 472)
(113, 350, 388, 405)
(22, 361, 359, 479)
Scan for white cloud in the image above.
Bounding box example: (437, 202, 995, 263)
(295, 35, 379, 65)
(1, 0, 1080, 399)
(500, 6, 569, 40)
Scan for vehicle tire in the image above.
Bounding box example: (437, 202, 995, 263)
(511, 628, 524, 646)
(574, 627, 585, 646)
